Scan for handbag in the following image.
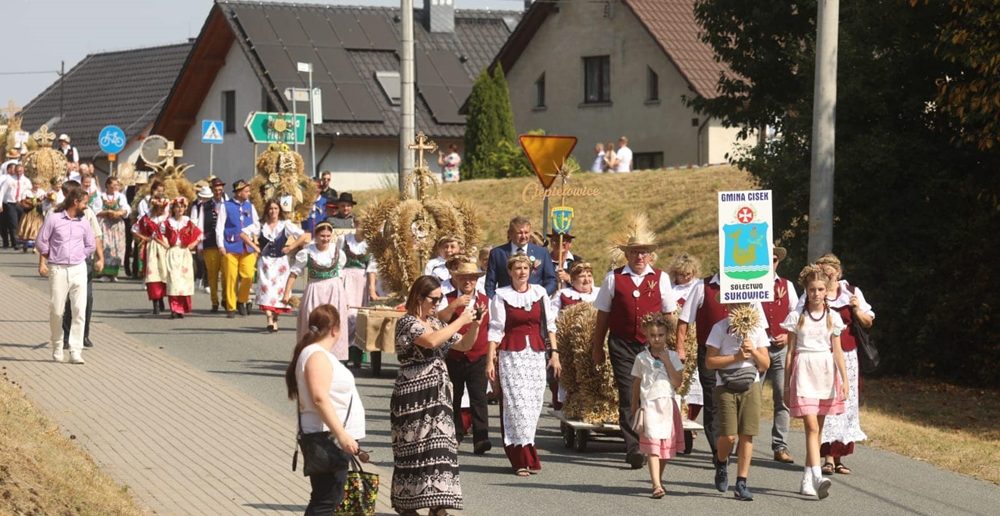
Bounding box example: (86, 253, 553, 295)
(335, 457, 379, 516)
(717, 366, 757, 392)
(631, 407, 646, 436)
(846, 285, 880, 374)
(293, 396, 353, 476)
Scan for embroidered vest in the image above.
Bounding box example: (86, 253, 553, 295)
(694, 277, 728, 349)
(307, 254, 340, 281)
(200, 199, 221, 249)
(560, 293, 581, 308)
(500, 297, 545, 352)
(222, 199, 252, 254)
(836, 284, 860, 352)
(762, 277, 791, 338)
(259, 227, 289, 258)
(343, 239, 371, 269)
(608, 267, 663, 343)
(445, 291, 490, 361)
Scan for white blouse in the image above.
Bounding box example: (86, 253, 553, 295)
(242, 219, 304, 241)
(551, 286, 600, 312)
(487, 284, 557, 342)
(780, 310, 847, 353)
(630, 349, 683, 403)
(343, 233, 378, 273)
(795, 279, 875, 318)
(290, 239, 346, 276)
(92, 191, 130, 217)
(295, 344, 366, 438)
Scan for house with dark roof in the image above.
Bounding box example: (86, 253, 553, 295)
(152, 0, 518, 189)
(494, 0, 745, 169)
(19, 42, 193, 175)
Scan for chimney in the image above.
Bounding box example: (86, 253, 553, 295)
(424, 0, 455, 33)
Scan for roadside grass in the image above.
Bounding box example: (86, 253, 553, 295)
(355, 165, 756, 272)
(761, 376, 1000, 485)
(0, 377, 145, 515)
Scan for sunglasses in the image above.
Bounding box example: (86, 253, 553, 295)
(426, 295, 443, 304)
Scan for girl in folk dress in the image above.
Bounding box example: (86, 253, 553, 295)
(341, 216, 380, 363)
(94, 177, 130, 280)
(390, 276, 482, 516)
(16, 178, 47, 252)
(163, 198, 202, 318)
(132, 195, 170, 315)
(241, 199, 306, 332)
(486, 254, 561, 476)
(782, 266, 849, 499)
(282, 222, 350, 359)
(630, 313, 685, 499)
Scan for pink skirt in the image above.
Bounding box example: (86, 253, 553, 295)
(788, 353, 846, 417)
(638, 397, 685, 459)
(297, 277, 349, 360)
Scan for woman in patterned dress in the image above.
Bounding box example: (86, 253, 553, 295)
(390, 275, 483, 516)
(242, 199, 306, 332)
(486, 254, 561, 476)
(93, 177, 130, 280)
(163, 197, 202, 318)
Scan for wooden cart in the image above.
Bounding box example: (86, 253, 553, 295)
(550, 409, 703, 453)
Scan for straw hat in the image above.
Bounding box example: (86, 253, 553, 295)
(450, 261, 485, 278)
(613, 213, 658, 251)
(196, 186, 213, 199)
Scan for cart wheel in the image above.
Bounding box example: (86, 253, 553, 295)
(683, 430, 694, 455)
(561, 423, 575, 449)
(574, 429, 589, 452)
(370, 352, 382, 377)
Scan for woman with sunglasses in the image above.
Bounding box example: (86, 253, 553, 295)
(283, 221, 350, 359)
(390, 275, 483, 516)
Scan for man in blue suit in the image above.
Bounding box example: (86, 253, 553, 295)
(485, 216, 557, 298)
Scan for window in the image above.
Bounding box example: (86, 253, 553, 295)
(534, 73, 546, 108)
(583, 55, 610, 103)
(375, 71, 401, 105)
(646, 67, 659, 102)
(633, 152, 664, 170)
(222, 90, 236, 134)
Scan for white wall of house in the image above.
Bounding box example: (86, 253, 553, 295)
(505, 1, 740, 169)
(705, 121, 745, 165)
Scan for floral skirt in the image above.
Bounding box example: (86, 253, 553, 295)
(820, 350, 867, 453)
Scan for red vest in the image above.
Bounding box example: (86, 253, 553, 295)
(445, 291, 490, 361)
(762, 277, 791, 338)
(836, 284, 859, 352)
(499, 297, 546, 352)
(608, 267, 663, 343)
(559, 293, 581, 308)
(694, 276, 728, 349)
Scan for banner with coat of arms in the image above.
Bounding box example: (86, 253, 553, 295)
(717, 190, 774, 303)
(550, 206, 574, 235)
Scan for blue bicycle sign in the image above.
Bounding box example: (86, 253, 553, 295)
(98, 125, 126, 154)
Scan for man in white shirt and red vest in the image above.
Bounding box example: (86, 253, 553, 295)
(760, 245, 797, 464)
(591, 229, 676, 469)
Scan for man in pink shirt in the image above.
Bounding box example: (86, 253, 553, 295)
(35, 185, 96, 364)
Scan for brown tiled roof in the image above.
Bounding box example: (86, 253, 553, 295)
(623, 0, 730, 99)
(20, 43, 193, 158)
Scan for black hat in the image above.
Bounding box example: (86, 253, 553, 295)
(336, 192, 357, 205)
(232, 179, 250, 192)
(210, 177, 225, 188)
(547, 230, 575, 241)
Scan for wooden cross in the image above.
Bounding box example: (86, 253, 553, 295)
(33, 124, 56, 147)
(158, 140, 183, 168)
(408, 131, 438, 170)
(5, 100, 20, 121)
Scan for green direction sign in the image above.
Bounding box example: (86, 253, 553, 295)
(244, 111, 307, 144)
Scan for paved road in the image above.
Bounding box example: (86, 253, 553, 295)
(2, 249, 997, 515)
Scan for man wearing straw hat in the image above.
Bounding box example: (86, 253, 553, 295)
(590, 222, 677, 469)
(216, 180, 258, 318)
(760, 245, 798, 464)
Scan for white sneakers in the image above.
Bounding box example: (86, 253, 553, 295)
(52, 347, 64, 362)
(801, 469, 831, 499)
(815, 476, 832, 499)
(69, 351, 85, 365)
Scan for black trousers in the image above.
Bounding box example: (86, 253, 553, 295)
(446, 354, 490, 444)
(63, 270, 94, 341)
(697, 347, 719, 457)
(608, 335, 646, 456)
(1, 202, 22, 247)
(305, 466, 349, 515)
(124, 220, 135, 276)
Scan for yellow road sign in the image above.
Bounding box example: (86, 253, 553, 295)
(518, 134, 577, 189)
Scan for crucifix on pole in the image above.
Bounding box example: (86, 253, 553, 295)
(406, 131, 438, 200)
(158, 140, 183, 168)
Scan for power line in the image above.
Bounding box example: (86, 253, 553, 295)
(0, 70, 60, 76)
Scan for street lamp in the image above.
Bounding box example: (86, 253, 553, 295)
(297, 61, 318, 177)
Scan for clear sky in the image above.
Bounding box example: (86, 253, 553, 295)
(1, 0, 527, 108)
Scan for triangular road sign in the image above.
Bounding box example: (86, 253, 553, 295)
(518, 135, 577, 189)
(202, 120, 224, 144)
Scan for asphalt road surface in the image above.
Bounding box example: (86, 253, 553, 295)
(3, 250, 996, 515)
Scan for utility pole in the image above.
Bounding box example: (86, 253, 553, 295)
(400, 0, 415, 195)
(59, 61, 65, 120)
(808, 0, 839, 261)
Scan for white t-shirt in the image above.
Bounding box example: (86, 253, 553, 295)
(631, 348, 682, 403)
(591, 151, 605, 173)
(780, 309, 846, 353)
(705, 318, 769, 384)
(594, 264, 677, 314)
(614, 145, 633, 172)
(295, 344, 365, 438)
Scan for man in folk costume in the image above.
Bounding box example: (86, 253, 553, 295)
(760, 245, 797, 464)
(194, 178, 229, 312)
(591, 215, 677, 469)
(216, 180, 259, 318)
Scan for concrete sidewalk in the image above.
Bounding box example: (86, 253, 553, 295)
(0, 269, 393, 515)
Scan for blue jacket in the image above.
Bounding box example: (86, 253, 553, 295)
(485, 242, 557, 298)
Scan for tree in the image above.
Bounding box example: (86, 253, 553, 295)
(690, 0, 1000, 387)
(462, 67, 519, 179)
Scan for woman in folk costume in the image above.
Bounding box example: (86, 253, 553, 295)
(132, 194, 170, 314)
(486, 253, 561, 476)
(93, 177, 130, 281)
(241, 198, 306, 332)
(16, 177, 48, 252)
(282, 221, 350, 359)
(342, 216, 380, 363)
(549, 261, 600, 409)
(163, 197, 202, 318)
(666, 252, 704, 448)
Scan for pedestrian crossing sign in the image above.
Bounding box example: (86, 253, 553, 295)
(201, 120, 224, 144)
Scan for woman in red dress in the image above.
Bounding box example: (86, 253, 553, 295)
(132, 195, 169, 314)
(163, 197, 202, 318)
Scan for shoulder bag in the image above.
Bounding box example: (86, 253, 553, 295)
(293, 395, 354, 476)
(717, 366, 757, 392)
(845, 284, 880, 374)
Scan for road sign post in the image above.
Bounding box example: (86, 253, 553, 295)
(518, 134, 578, 235)
(99, 125, 126, 177)
(201, 120, 224, 176)
(243, 112, 307, 145)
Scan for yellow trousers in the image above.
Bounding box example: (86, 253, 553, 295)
(222, 252, 257, 311)
(202, 248, 223, 306)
